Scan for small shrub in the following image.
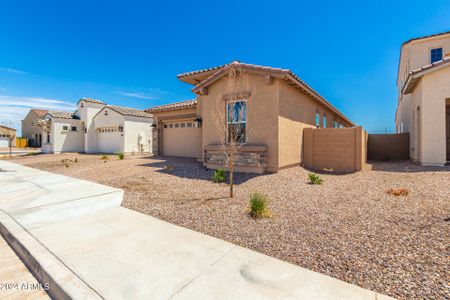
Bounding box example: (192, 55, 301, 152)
(212, 168, 226, 183)
(249, 192, 270, 218)
(308, 173, 323, 185)
(65, 163, 69, 168)
(387, 188, 409, 196)
(117, 153, 124, 160)
(101, 155, 108, 160)
(165, 164, 174, 173)
(74, 157, 78, 163)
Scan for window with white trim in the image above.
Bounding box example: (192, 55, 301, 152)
(62, 125, 68, 131)
(227, 100, 247, 143)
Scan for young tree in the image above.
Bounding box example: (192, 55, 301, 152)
(211, 64, 251, 198)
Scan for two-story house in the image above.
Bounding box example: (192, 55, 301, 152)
(37, 98, 154, 154)
(396, 31, 450, 166)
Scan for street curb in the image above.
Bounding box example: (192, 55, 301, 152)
(0, 211, 102, 300)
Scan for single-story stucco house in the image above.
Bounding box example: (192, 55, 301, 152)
(147, 61, 354, 173)
(396, 31, 450, 165)
(0, 125, 17, 147)
(39, 98, 153, 154)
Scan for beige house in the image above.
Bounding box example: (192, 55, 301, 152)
(0, 125, 16, 147)
(396, 31, 450, 165)
(147, 61, 354, 173)
(21, 109, 48, 147)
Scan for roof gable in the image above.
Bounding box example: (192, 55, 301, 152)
(182, 61, 353, 126)
(94, 105, 153, 120)
(45, 111, 78, 119)
(77, 97, 106, 105)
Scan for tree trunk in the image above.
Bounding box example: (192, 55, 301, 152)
(229, 155, 234, 198)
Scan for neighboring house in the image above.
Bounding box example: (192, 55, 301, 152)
(147, 61, 354, 173)
(21, 109, 48, 147)
(41, 98, 153, 154)
(0, 125, 16, 147)
(396, 31, 450, 166)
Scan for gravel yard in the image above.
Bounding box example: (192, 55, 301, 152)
(6, 153, 450, 299)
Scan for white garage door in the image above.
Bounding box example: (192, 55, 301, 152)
(163, 121, 201, 158)
(97, 129, 123, 154)
(0, 137, 9, 147)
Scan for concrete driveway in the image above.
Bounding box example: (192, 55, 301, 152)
(0, 160, 394, 299)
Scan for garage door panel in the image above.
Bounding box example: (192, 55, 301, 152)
(0, 138, 9, 147)
(163, 122, 200, 158)
(97, 131, 123, 154)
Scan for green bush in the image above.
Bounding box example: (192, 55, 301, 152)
(249, 192, 270, 218)
(212, 168, 226, 183)
(308, 173, 323, 185)
(101, 155, 108, 160)
(117, 153, 124, 160)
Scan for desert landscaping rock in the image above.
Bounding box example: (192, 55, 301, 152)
(7, 153, 450, 300)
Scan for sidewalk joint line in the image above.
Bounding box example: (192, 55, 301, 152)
(168, 245, 237, 299)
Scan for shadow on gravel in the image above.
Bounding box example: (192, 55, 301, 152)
(369, 160, 450, 173)
(138, 156, 262, 184)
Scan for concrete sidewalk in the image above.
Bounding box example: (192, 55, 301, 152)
(0, 235, 50, 299)
(0, 160, 394, 299)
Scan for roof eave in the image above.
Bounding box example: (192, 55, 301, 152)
(191, 65, 354, 126)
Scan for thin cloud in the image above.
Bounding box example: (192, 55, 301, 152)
(0, 67, 28, 75)
(115, 91, 157, 100)
(0, 95, 77, 131)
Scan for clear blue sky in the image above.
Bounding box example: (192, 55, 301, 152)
(0, 1, 449, 133)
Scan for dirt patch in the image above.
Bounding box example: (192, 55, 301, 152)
(8, 154, 450, 299)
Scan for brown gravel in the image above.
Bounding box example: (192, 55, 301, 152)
(7, 153, 450, 299)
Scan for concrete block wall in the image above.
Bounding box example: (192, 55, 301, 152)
(303, 126, 366, 173)
(367, 133, 409, 161)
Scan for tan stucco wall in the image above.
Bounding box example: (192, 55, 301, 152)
(198, 73, 280, 172)
(277, 80, 352, 169)
(396, 66, 450, 165)
(21, 110, 45, 146)
(419, 67, 450, 165)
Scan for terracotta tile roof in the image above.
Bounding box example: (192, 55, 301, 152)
(46, 111, 79, 119)
(31, 109, 49, 117)
(107, 105, 152, 119)
(77, 97, 106, 105)
(402, 56, 450, 94)
(0, 125, 16, 131)
(180, 61, 354, 126)
(177, 63, 230, 78)
(402, 30, 450, 46)
(145, 99, 197, 113)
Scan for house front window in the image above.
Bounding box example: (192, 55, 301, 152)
(430, 47, 443, 63)
(323, 115, 327, 128)
(227, 100, 247, 143)
(315, 112, 320, 127)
